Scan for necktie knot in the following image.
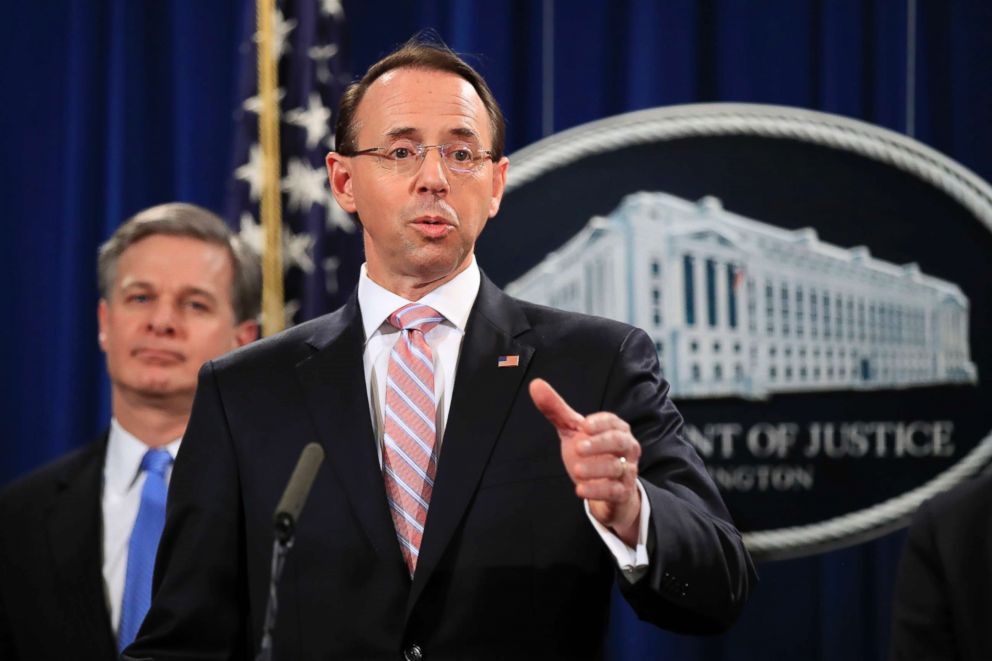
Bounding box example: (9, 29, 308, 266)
(388, 303, 443, 335)
(141, 449, 172, 478)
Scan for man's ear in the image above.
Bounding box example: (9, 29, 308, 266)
(326, 152, 357, 214)
(488, 156, 509, 218)
(233, 319, 259, 346)
(97, 299, 109, 352)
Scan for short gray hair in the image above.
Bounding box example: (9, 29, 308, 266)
(97, 203, 261, 323)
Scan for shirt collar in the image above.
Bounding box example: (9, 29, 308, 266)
(357, 256, 481, 341)
(104, 418, 182, 495)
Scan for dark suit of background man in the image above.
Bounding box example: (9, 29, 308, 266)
(890, 471, 992, 661)
(0, 204, 260, 660)
(126, 37, 756, 661)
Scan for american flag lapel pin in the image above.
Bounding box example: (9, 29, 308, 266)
(497, 355, 520, 368)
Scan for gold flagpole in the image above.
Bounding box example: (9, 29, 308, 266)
(256, 0, 285, 336)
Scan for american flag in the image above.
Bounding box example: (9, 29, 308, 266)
(732, 264, 746, 290)
(226, 0, 362, 327)
(497, 355, 520, 368)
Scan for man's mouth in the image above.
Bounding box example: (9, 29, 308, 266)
(132, 348, 185, 364)
(411, 216, 455, 237)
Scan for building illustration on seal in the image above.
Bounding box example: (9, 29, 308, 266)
(506, 192, 977, 399)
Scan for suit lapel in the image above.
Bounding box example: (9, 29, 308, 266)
(46, 435, 117, 652)
(295, 297, 408, 577)
(407, 277, 534, 612)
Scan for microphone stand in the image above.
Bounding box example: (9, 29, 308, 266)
(255, 535, 293, 661)
(254, 443, 324, 661)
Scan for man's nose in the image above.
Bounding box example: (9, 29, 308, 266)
(146, 301, 178, 335)
(414, 147, 450, 196)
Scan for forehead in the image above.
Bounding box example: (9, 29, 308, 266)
(354, 67, 491, 144)
(115, 234, 233, 291)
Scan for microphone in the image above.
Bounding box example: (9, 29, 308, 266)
(273, 443, 325, 543)
(256, 442, 325, 661)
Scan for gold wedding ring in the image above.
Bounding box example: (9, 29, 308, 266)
(617, 455, 627, 478)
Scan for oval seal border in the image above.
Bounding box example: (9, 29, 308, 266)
(503, 103, 992, 560)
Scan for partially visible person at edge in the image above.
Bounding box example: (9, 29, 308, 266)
(891, 471, 992, 661)
(125, 35, 756, 661)
(0, 203, 260, 660)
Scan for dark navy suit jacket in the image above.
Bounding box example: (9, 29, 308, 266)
(891, 471, 992, 661)
(0, 434, 118, 660)
(125, 275, 755, 660)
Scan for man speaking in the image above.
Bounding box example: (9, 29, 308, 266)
(126, 37, 755, 660)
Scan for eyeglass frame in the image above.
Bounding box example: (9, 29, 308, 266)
(342, 141, 497, 175)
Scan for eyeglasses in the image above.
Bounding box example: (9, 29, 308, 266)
(346, 139, 496, 175)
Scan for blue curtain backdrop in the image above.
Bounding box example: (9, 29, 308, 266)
(2, 1, 989, 659)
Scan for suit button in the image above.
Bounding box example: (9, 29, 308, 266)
(404, 644, 423, 661)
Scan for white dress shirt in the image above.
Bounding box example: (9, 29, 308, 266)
(101, 418, 181, 634)
(357, 258, 650, 580)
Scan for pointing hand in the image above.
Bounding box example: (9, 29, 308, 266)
(529, 378, 641, 546)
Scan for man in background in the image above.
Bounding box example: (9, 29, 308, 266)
(890, 471, 992, 660)
(0, 203, 259, 659)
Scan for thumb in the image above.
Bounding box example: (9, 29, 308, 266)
(529, 378, 583, 432)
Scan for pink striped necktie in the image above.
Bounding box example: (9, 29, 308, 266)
(382, 303, 444, 576)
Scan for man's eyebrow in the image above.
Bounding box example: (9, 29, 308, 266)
(385, 127, 419, 140)
(180, 287, 220, 302)
(119, 281, 219, 302)
(383, 127, 482, 142)
(448, 127, 481, 142)
(120, 281, 153, 292)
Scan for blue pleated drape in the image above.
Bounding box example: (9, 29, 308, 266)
(2, 0, 247, 480)
(2, 1, 989, 659)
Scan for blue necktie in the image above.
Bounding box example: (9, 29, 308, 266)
(118, 448, 172, 652)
